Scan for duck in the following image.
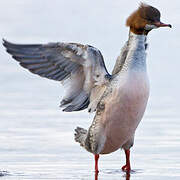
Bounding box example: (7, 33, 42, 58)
(3, 3, 171, 174)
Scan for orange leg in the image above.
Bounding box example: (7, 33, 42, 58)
(94, 154, 99, 173)
(122, 149, 131, 172)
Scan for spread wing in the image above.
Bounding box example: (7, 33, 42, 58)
(112, 41, 128, 75)
(3, 39, 111, 112)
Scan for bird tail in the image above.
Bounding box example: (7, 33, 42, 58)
(74, 127, 87, 147)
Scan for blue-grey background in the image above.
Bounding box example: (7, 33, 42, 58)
(0, 0, 180, 179)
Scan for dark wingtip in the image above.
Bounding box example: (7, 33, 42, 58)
(2, 38, 6, 43)
(2, 38, 9, 44)
(2, 38, 7, 47)
(2, 38, 12, 48)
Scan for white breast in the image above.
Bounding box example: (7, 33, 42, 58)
(99, 71, 149, 154)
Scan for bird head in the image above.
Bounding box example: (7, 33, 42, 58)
(126, 3, 172, 35)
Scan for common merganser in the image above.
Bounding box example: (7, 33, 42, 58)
(3, 3, 171, 174)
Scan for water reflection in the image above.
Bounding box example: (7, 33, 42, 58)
(95, 172, 98, 180)
(95, 171, 131, 180)
(124, 172, 131, 180)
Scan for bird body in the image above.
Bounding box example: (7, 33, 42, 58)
(75, 32, 150, 155)
(100, 69, 149, 154)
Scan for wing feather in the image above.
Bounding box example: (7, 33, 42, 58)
(3, 39, 111, 112)
(112, 42, 128, 75)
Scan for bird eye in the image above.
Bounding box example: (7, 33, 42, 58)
(148, 19, 153, 23)
(96, 75, 100, 78)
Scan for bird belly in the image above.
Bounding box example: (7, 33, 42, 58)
(99, 73, 149, 154)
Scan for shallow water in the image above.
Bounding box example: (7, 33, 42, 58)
(1, 0, 180, 179)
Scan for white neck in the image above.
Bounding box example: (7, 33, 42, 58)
(121, 31, 147, 72)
